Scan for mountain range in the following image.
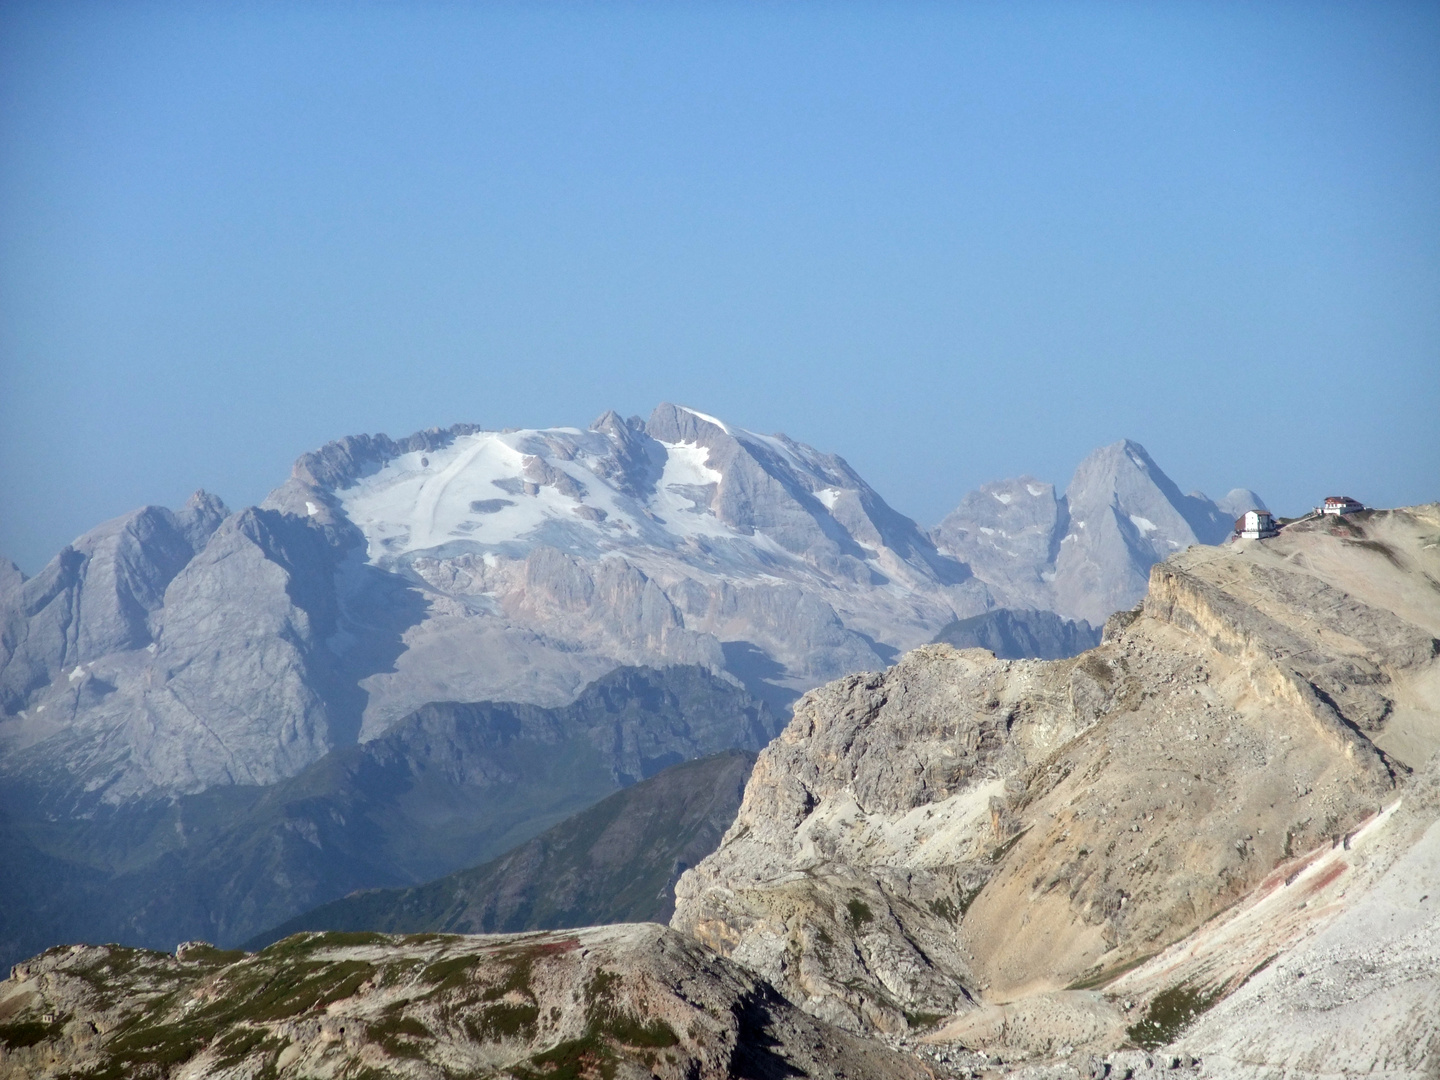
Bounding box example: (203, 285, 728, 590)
(0, 665, 774, 966)
(243, 749, 757, 948)
(0, 404, 1268, 970)
(4, 503, 1434, 1079)
(0, 404, 1263, 811)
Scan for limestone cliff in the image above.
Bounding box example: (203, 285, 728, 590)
(672, 505, 1440, 1063)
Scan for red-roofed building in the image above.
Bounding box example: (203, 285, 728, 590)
(1321, 496, 1364, 516)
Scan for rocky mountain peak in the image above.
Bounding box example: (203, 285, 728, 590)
(934, 440, 1261, 625)
(1214, 486, 1269, 519)
(0, 557, 24, 596)
(645, 401, 732, 449)
(1066, 438, 1230, 547)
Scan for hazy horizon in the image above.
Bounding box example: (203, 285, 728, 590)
(3, 2, 1437, 573)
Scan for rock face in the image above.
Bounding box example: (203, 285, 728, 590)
(933, 440, 1255, 625)
(0, 491, 227, 715)
(0, 498, 361, 802)
(672, 506, 1440, 1055)
(0, 667, 778, 966)
(274, 402, 985, 736)
(0, 926, 932, 1080)
(245, 749, 758, 948)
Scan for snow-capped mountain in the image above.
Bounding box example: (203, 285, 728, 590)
(266, 403, 987, 740)
(0, 408, 1262, 804)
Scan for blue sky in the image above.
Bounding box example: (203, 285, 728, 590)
(2, 1, 1437, 572)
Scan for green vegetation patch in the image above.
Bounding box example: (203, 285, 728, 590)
(516, 1034, 617, 1080)
(0, 1017, 64, 1050)
(1064, 950, 1157, 991)
(989, 828, 1029, 863)
(369, 1013, 433, 1060)
(902, 1010, 946, 1031)
(211, 1027, 285, 1069)
(927, 882, 987, 923)
(216, 958, 375, 1022)
(89, 1017, 211, 1079)
(466, 1001, 542, 1042)
(377, 957, 427, 987)
(601, 1010, 679, 1049)
(846, 897, 875, 928)
(177, 944, 247, 965)
(444, 939, 582, 1043)
(422, 953, 483, 993)
(78, 955, 379, 1079)
(509, 963, 682, 1077)
(1126, 982, 1224, 1049)
(258, 930, 388, 958)
(927, 895, 959, 923)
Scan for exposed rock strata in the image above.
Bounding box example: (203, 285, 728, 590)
(672, 506, 1440, 1056)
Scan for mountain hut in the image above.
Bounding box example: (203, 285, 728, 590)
(1235, 509, 1279, 539)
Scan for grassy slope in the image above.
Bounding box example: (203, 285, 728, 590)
(245, 749, 756, 948)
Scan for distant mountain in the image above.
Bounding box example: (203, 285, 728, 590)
(0, 666, 775, 966)
(0, 490, 228, 715)
(268, 402, 981, 731)
(929, 608, 1099, 660)
(0, 412, 1263, 809)
(244, 749, 756, 949)
(933, 439, 1262, 624)
(0, 405, 988, 805)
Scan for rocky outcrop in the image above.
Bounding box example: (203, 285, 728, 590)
(672, 505, 1440, 1060)
(0, 926, 932, 1080)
